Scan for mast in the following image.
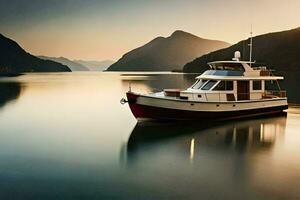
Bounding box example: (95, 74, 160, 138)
(249, 25, 253, 67)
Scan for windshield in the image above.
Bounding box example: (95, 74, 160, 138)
(201, 80, 218, 90)
(192, 79, 208, 89)
(213, 63, 245, 71)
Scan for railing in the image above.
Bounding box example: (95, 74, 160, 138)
(264, 90, 287, 98)
(252, 67, 276, 76)
(235, 90, 287, 101)
(253, 66, 268, 70)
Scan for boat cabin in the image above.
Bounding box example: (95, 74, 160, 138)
(175, 59, 286, 102)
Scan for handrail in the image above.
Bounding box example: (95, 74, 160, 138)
(264, 90, 287, 98)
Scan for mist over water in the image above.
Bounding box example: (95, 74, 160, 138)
(0, 72, 299, 199)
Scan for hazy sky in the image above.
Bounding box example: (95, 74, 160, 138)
(0, 0, 299, 60)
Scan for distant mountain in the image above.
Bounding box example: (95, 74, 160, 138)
(183, 27, 300, 73)
(38, 56, 89, 71)
(0, 34, 71, 73)
(74, 59, 114, 71)
(106, 30, 230, 71)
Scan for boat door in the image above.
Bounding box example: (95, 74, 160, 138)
(237, 81, 250, 100)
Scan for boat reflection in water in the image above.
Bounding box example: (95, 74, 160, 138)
(122, 114, 290, 199)
(123, 113, 286, 170)
(126, 113, 287, 163)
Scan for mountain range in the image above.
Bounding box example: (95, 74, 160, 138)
(38, 56, 89, 71)
(38, 57, 114, 71)
(107, 30, 230, 71)
(183, 27, 300, 73)
(0, 34, 71, 73)
(74, 60, 114, 71)
(3, 27, 300, 74)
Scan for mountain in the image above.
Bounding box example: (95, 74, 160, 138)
(38, 56, 89, 71)
(183, 27, 300, 73)
(74, 59, 114, 71)
(106, 30, 230, 71)
(0, 34, 71, 73)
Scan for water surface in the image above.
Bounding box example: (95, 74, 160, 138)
(0, 72, 299, 199)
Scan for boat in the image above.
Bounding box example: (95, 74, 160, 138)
(121, 51, 288, 120)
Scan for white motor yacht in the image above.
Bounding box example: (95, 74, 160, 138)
(122, 52, 288, 120)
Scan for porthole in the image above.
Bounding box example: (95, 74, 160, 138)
(216, 104, 220, 107)
(233, 104, 236, 107)
(190, 103, 194, 106)
(198, 94, 202, 98)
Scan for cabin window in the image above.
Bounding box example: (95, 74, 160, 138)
(213, 81, 233, 91)
(226, 81, 234, 90)
(201, 80, 218, 90)
(253, 80, 262, 90)
(192, 79, 208, 89)
(265, 80, 279, 91)
(213, 81, 225, 90)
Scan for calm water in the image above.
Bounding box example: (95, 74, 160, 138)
(0, 72, 300, 200)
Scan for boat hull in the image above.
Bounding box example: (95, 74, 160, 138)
(126, 92, 288, 121)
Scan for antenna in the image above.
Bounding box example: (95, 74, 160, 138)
(248, 25, 253, 67)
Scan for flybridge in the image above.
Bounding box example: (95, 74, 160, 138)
(208, 61, 251, 72)
(208, 51, 256, 72)
(204, 51, 282, 79)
